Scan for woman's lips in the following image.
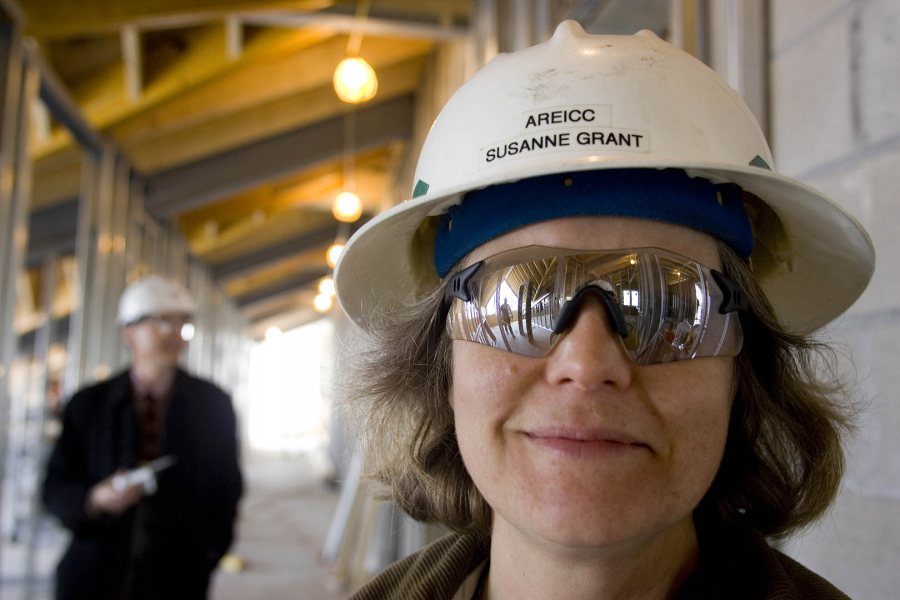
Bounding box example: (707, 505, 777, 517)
(522, 427, 650, 457)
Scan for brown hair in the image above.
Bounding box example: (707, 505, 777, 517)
(347, 241, 854, 540)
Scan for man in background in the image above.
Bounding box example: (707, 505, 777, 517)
(42, 276, 244, 599)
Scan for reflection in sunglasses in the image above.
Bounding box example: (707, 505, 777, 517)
(444, 247, 748, 365)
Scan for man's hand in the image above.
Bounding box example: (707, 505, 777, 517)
(86, 471, 144, 516)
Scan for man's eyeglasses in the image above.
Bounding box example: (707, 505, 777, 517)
(130, 315, 195, 341)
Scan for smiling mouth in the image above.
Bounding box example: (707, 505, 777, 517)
(523, 429, 649, 457)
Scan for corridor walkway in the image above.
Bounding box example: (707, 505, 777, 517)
(213, 450, 343, 599)
(0, 449, 343, 599)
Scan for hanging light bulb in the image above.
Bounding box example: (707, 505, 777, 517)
(326, 241, 345, 268)
(318, 276, 336, 297)
(332, 190, 363, 222)
(333, 56, 378, 104)
(314, 292, 333, 313)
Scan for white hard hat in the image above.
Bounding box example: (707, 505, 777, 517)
(335, 20, 874, 333)
(117, 275, 197, 325)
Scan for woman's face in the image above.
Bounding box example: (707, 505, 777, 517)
(450, 216, 734, 552)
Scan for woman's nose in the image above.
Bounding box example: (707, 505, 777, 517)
(544, 295, 634, 390)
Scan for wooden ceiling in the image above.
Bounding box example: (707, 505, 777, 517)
(18, 0, 471, 337)
(17, 0, 673, 339)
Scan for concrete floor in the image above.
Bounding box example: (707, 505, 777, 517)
(212, 451, 344, 599)
(1, 450, 344, 599)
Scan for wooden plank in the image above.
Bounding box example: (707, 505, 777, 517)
(30, 145, 82, 210)
(75, 25, 335, 132)
(181, 156, 385, 255)
(125, 56, 425, 172)
(232, 265, 330, 307)
(19, 0, 334, 38)
(29, 26, 334, 161)
(110, 34, 431, 143)
(121, 25, 142, 100)
(20, 0, 470, 39)
(143, 94, 413, 217)
(212, 217, 364, 281)
(177, 161, 341, 234)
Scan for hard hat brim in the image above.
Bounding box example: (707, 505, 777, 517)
(335, 158, 874, 335)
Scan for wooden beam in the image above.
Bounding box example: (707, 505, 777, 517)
(244, 297, 326, 338)
(110, 34, 430, 144)
(19, 1, 335, 38)
(177, 162, 341, 235)
(30, 45, 108, 155)
(125, 55, 426, 172)
(233, 265, 330, 308)
(222, 246, 327, 295)
(180, 156, 385, 254)
(224, 14, 243, 59)
(27, 25, 338, 163)
(143, 93, 413, 217)
(199, 206, 334, 262)
(244, 293, 317, 324)
(73, 25, 336, 134)
(245, 10, 468, 41)
(20, 0, 470, 39)
(121, 24, 142, 100)
(211, 217, 364, 281)
(30, 145, 82, 210)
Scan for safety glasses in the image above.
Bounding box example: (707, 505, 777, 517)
(443, 246, 748, 365)
(131, 314, 195, 342)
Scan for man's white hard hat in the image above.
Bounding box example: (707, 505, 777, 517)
(335, 20, 874, 334)
(117, 275, 197, 326)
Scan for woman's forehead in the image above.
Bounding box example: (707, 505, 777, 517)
(465, 216, 722, 268)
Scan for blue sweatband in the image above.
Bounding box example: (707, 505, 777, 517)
(433, 169, 752, 277)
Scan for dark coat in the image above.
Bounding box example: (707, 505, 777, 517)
(42, 368, 244, 600)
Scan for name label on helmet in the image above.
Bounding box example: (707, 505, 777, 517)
(480, 104, 648, 166)
(523, 105, 611, 130)
(481, 128, 648, 165)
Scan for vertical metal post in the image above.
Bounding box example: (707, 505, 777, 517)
(185, 262, 200, 374)
(121, 25, 142, 102)
(125, 180, 144, 281)
(104, 160, 131, 372)
(474, 0, 498, 68)
(120, 180, 144, 367)
(172, 235, 190, 283)
(510, 0, 533, 51)
(707, 0, 769, 135)
(64, 149, 98, 397)
(0, 15, 37, 580)
(0, 24, 24, 515)
(670, 0, 709, 62)
(669, 0, 687, 48)
(533, 0, 555, 43)
(84, 151, 117, 382)
(152, 220, 167, 275)
(23, 255, 59, 598)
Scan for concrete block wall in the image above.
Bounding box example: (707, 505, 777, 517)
(770, 1, 900, 597)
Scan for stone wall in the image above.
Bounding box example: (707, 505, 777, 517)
(770, 1, 900, 597)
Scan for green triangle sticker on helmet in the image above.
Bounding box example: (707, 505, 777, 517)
(749, 155, 771, 170)
(413, 179, 430, 198)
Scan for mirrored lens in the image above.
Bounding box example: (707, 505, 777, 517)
(445, 247, 743, 365)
